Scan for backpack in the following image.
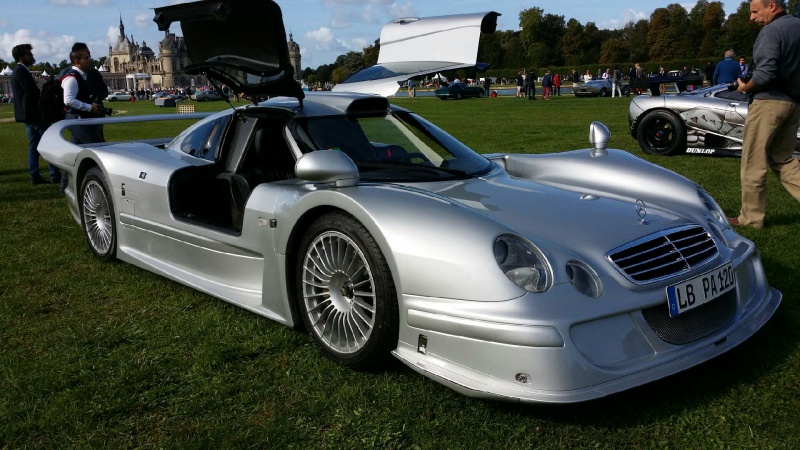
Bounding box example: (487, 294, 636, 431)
(39, 77, 66, 123)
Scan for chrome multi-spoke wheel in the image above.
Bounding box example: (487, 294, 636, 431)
(80, 167, 117, 261)
(302, 231, 375, 354)
(297, 212, 398, 368)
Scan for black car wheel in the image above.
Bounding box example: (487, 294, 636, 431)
(599, 88, 608, 97)
(636, 111, 686, 156)
(479, 90, 486, 98)
(80, 167, 117, 261)
(456, 92, 462, 100)
(296, 211, 399, 369)
(108, 98, 117, 102)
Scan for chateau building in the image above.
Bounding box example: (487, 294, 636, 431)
(102, 17, 303, 91)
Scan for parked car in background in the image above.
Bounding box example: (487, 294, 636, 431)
(434, 82, 486, 100)
(106, 91, 133, 102)
(190, 89, 225, 102)
(573, 79, 629, 97)
(629, 83, 800, 157)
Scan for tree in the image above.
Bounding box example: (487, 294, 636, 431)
(518, 7, 565, 67)
(331, 66, 351, 84)
(560, 19, 587, 66)
(720, 2, 760, 59)
(362, 39, 380, 68)
(599, 37, 630, 64)
(334, 51, 366, 74)
(699, 2, 725, 57)
(647, 8, 680, 60)
(621, 20, 650, 63)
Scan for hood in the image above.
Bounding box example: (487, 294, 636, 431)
(422, 173, 694, 268)
(333, 12, 499, 97)
(153, 0, 303, 102)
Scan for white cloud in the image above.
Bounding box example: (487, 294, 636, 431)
(106, 26, 118, 47)
(135, 13, 153, 29)
(305, 27, 349, 53)
(1, 29, 75, 64)
(48, 0, 111, 6)
(621, 9, 648, 24)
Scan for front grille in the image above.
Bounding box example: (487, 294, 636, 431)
(642, 290, 737, 345)
(607, 225, 718, 284)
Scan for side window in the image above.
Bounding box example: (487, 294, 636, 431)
(179, 116, 231, 161)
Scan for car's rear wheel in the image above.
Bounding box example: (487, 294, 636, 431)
(80, 167, 117, 261)
(636, 111, 686, 156)
(108, 98, 117, 102)
(296, 212, 398, 369)
(479, 90, 486, 98)
(599, 88, 608, 97)
(455, 92, 462, 100)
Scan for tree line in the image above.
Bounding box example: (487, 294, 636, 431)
(304, 0, 799, 85)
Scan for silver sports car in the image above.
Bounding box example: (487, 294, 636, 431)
(574, 79, 629, 97)
(38, 0, 781, 403)
(629, 83, 800, 156)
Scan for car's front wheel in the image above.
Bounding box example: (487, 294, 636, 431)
(80, 167, 117, 261)
(636, 111, 686, 156)
(296, 212, 398, 369)
(108, 97, 117, 102)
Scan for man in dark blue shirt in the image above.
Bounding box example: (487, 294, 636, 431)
(713, 49, 741, 85)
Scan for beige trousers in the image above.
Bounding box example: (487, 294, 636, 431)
(738, 98, 800, 227)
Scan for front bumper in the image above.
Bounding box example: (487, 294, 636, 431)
(393, 241, 781, 403)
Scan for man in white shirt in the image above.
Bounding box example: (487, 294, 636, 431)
(61, 46, 103, 145)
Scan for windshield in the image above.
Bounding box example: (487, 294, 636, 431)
(291, 110, 493, 182)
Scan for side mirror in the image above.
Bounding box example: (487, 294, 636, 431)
(295, 150, 359, 187)
(589, 121, 610, 157)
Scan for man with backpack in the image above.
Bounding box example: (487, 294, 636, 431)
(10, 43, 61, 185)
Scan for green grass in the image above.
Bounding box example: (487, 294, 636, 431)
(1, 96, 799, 448)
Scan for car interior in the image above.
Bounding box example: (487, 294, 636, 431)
(169, 113, 297, 233)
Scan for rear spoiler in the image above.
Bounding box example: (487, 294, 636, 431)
(629, 75, 705, 96)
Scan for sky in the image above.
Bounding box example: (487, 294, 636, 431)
(0, 0, 746, 70)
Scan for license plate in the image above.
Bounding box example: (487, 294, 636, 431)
(666, 263, 735, 317)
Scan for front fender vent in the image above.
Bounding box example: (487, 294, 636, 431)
(607, 225, 718, 284)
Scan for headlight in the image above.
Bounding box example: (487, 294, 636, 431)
(698, 187, 729, 229)
(494, 235, 551, 293)
(566, 260, 603, 298)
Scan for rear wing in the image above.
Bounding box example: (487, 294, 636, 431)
(38, 113, 213, 169)
(629, 75, 705, 96)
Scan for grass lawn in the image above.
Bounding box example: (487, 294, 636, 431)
(1, 95, 799, 448)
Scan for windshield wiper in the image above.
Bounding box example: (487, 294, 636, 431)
(355, 161, 472, 179)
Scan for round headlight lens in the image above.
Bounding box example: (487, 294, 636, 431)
(566, 260, 603, 298)
(494, 235, 551, 293)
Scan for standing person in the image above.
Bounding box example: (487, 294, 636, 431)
(571, 69, 579, 84)
(627, 65, 636, 97)
(526, 68, 537, 100)
(541, 70, 552, 100)
(10, 44, 60, 185)
(705, 60, 715, 86)
(583, 69, 592, 82)
(483, 77, 491, 97)
(602, 69, 611, 80)
(730, 0, 800, 229)
(635, 63, 645, 94)
(713, 49, 741, 85)
(515, 71, 524, 98)
(612, 67, 623, 97)
(553, 72, 561, 96)
(61, 45, 103, 147)
(657, 66, 667, 94)
(739, 57, 750, 77)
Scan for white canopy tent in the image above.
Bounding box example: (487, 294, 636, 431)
(126, 73, 153, 91)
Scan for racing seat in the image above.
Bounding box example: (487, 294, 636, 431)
(251, 126, 296, 182)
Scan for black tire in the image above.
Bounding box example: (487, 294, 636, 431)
(456, 92, 462, 100)
(79, 166, 117, 261)
(296, 211, 398, 369)
(622, 86, 630, 96)
(479, 90, 486, 98)
(201, 97, 209, 102)
(599, 88, 608, 97)
(108, 98, 117, 102)
(636, 111, 686, 156)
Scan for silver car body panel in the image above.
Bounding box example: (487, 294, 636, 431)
(38, 91, 781, 403)
(333, 12, 499, 97)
